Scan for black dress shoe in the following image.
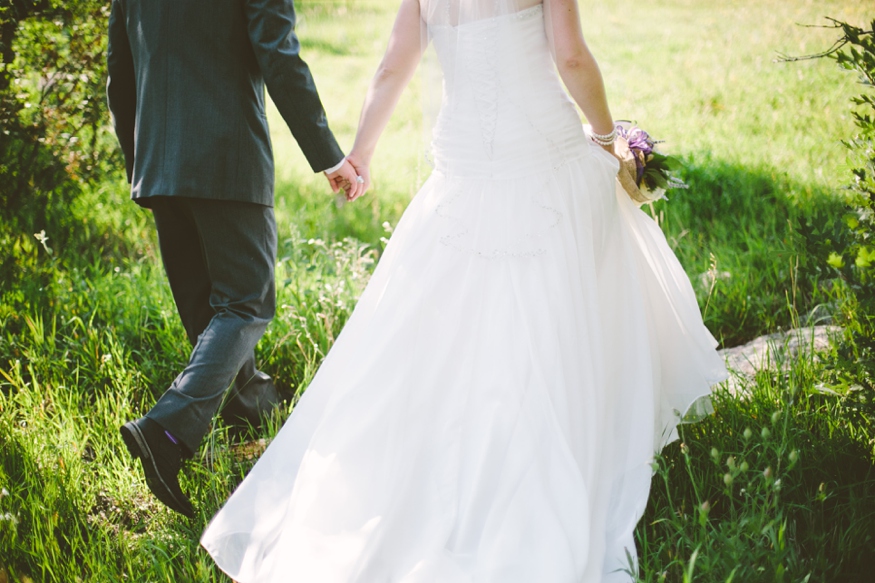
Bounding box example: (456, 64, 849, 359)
(221, 370, 281, 441)
(120, 417, 194, 517)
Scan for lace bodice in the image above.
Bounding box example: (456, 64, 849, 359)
(429, 4, 588, 178)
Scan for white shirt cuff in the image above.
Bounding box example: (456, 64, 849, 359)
(322, 156, 347, 175)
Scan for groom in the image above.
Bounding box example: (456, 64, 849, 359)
(106, 0, 362, 517)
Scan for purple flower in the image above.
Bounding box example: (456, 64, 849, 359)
(616, 124, 655, 186)
(626, 128, 654, 157)
(617, 124, 654, 155)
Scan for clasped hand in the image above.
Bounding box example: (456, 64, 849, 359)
(325, 156, 370, 202)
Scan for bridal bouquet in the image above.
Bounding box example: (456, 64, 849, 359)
(613, 121, 687, 205)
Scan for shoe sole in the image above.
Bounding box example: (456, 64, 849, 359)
(121, 422, 194, 517)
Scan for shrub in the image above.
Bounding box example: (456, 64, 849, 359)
(0, 1, 117, 239)
(818, 19, 875, 441)
(784, 18, 875, 440)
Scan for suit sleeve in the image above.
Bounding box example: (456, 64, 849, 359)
(106, 0, 137, 183)
(245, 0, 344, 173)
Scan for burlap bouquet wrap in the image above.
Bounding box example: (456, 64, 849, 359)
(614, 135, 665, 206)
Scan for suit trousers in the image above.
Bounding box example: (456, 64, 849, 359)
(145, 197, 278, 454)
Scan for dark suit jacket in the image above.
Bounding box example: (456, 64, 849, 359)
(106, 0, 344, 207)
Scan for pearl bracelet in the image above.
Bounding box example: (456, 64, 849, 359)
(590, 127, 617, 146)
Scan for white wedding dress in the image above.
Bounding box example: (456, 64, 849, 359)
(201, 4, 727, 581)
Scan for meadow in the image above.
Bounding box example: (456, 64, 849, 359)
(0, 0, 873, 581)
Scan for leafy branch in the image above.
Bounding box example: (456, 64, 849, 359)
(776, 17, 874, 66)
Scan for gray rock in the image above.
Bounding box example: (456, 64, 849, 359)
(718, 326, 841, 393)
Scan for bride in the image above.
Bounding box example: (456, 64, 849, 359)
(201, 0, 727, 580)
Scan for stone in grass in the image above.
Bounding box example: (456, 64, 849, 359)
(203, 438, 270, 467)
(718, 325, 841, 393)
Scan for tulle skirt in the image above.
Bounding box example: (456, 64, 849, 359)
(201, 142, 727, 582)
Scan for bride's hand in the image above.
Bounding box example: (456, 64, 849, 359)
(600, 142, 621, 164)
(346, 152, 371, 202)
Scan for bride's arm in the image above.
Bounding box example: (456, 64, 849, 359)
(347, 0, 424, 196)
(544, 0, 615, 150)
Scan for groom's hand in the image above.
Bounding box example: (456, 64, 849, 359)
(325, 160, 364, 202)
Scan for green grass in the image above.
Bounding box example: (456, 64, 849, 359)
(1, 0, 874, 581)
(637, 350, 875, 582)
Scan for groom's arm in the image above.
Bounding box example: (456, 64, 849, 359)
(106, 0, 137, 183)
(244, 0, 344, 173)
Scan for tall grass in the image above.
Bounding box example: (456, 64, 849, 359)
(637, 350, 875, 582)
(1, 1, 873, 581)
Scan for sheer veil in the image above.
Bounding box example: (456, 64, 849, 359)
(417, 0, 561, 172)
(420, 0, 546, 31)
